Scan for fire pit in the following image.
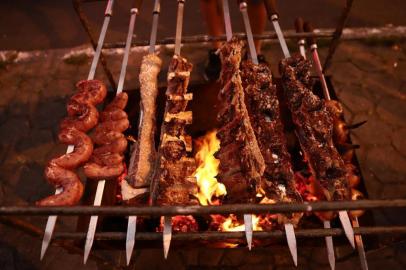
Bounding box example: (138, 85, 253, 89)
(1, 0, 406, 270)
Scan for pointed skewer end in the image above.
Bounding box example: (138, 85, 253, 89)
(285, 223, 298, 267)
(243, 214, 253, 250)
(163, 216, 172, 259)
(338, 211, 355, 249)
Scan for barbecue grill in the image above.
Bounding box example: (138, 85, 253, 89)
(1, 0, 405, 269)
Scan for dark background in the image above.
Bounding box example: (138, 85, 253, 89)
(1, 0, 406, 51)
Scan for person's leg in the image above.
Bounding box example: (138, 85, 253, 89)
(247, 0, 267, 54)
(200, 0, 224, 49)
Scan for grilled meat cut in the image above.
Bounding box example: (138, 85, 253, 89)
(216, 38, 265, 204)
(37, 80, 107, 206)
(84, 92, 129, 180)
(151, 55, 198, 206)
(126, 53, 162, 190)
(241, 60, 303, 225)
(280, 55, 350, 202)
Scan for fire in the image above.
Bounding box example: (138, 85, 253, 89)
(193, 130, 227, 205)
(221, 214, 263, 232)
(193, 130, 269, 232)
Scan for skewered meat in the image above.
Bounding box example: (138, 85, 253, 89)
(84, 92, 129, 180)
(151, 55, 198, 206)
(241, 60, 303, 225)
(127, 53, 162, 189)
(280, 55, 350, 202)
(216, 38, 265, 203)
(325, 99, 365, 217)
(37, 80, 107, 206)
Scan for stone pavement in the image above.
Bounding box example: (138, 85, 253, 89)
(0, 39, 405, 270)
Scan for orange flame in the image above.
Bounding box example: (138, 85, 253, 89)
(221, 214, 263, 232)
(193, 130, 227, 206)
(192, 130, 270, 232)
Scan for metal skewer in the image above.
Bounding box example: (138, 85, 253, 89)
(84, 2, 140, 264)
(222, 0, 233, 42)
(295, 17, 334, 270)
(303, 21, 357, 250)
(353, 217, 369, 270)
(323, 220, 336, 270)
(126, 0, 158, 265)
(240, 0, 297, 266)
(263, 0, 290, 58)
(238, 1, 256, 250)
(40, 0, 115, 261)
(162, 0, 186, 259)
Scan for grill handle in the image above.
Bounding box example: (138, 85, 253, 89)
(304, 21, 316, 45)
(295, 17, 304, 33)
(132, 0, 143, 10)
(263, 0, 279, 19)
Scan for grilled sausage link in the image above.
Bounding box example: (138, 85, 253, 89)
(84, 92, 129, 180)
(37, 80, 107, 206)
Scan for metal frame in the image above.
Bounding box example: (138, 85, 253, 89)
(72, 0, 355, 88)
(1, 0, 405, 266)
(1, 200, 406, 242)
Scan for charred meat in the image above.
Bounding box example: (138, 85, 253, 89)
(216, 38, 265, 204)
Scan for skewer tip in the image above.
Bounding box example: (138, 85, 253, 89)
(323, 221, 336, 270)
(125, 216, 137, 265)
(339, 211, 355, 249)
(285, 223, 298, 266)
(163, 216, 172, 259)
(243, 214, 253, 250)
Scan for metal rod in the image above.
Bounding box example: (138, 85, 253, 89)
(51, 226, 406, 241)
(324, 221, 336, 270)
(102, 25, 406, 49)
(41, 1, 115, 260)
(5, 200, 406, 216)
(84, 4, 140, 263)
(174, 0, 185, 55)
(73, 0, 116, 89)
(87, 0, 115, 80)
(222, 0, 233, 41)
(117, 7, 139, 93)
(353, 217, 369, 270)
(311, 45, 331, 100)
(148, 0, 160, 53)
(240, 2, 258, 64)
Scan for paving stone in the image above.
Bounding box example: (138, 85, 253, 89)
(331, 61, 365, 86)
(349, 49, 387, 73)
(360, 169, 384, 199)
(15, 161, 48, 203)
(392, 59, 406, 79)
(0, 116, 30, 143)
(338, 85, 375, 115)
(391, 128, 406, 157)
(363, 72, 405, 101)
(351, 116, 393, 147)
(32, 97, 66, 129)
(376, 96, 406, 127)
(366, 146, 406, 185)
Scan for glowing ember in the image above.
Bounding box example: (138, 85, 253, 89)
(221, 214, 263, 232)
(192, 130, 273, 232)
(193, 130, 226, 206)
